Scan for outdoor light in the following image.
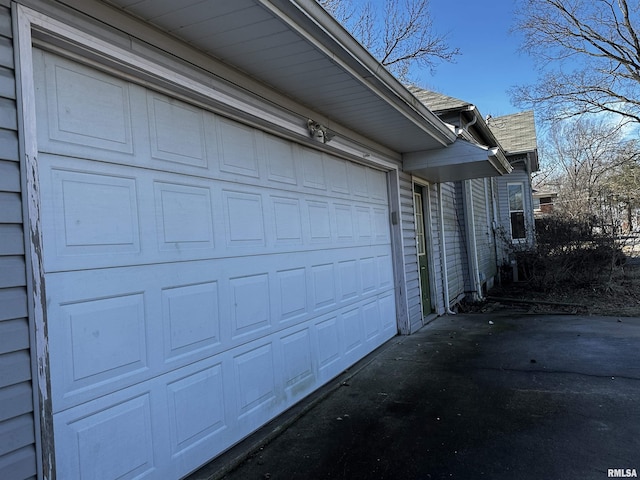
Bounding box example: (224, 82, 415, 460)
(307, 119, 334, 143)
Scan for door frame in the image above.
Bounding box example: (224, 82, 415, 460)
(412, 179, 436, 320)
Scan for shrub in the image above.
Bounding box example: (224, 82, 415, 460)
(508, 214, 625, 291)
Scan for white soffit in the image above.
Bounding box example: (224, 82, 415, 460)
(403, 140, 513, 183)
(100, 0, 456, 152)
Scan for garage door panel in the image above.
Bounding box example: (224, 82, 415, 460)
(40, 154, 391, 273)
(154, 182, 215, 249)
(349, 162, 369, 198)
(59, 293, 148, 395)
(52, 291, 395, 479)
(264, 134, 297, 186)
(36, 52, 390, 211)
(161, 281, 221, 360)
(54, 291, 395, 479)
(216, 117, 262, 178)
(41, 166, 142, 261)
(326, 157, 349, 194)
(34, 50, 149, 165)
(47, 246, 393, 411)
(279, 328, 314, 396)
(301, 146, 326, 190)
(37, 49, 397, 479)
(54, 391, 156, 480)
(270, 195, 303, 245)
(147, 91, 208, 168)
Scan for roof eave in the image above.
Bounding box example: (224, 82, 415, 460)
(264, 0, 457, 148)
(403, 139, 513, 183)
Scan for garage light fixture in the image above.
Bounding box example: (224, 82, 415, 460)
(307, 119, 335, 143)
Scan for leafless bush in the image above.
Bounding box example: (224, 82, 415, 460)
(507, 214, 625, 291)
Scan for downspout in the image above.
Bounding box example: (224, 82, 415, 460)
(490, 177, 502, 267)
(462, 107, 477, 131)
(464, 180, 484, 301)
(438, 183, 456, 315)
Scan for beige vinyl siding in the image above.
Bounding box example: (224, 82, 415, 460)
(427, 183, 444, 314)
(440, 181, 467, 304)
(472, 178, 497, 285)
(399, 172, 423, 333)
(0, 3, 39, 480)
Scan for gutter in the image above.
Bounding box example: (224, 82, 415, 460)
(459, 106, 512, 176)
(488, 147, 512, 175)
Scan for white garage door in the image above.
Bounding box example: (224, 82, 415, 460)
(34, 50, 397, 479)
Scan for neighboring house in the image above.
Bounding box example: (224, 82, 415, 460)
(533, 189, 558, 217)
(0, 2, 525, 479)
(487, 111, 539, 262)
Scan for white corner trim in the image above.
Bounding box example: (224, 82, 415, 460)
(14, 4, 51, 480)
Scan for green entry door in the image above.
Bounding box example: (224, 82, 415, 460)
(414, 184, 432, 316)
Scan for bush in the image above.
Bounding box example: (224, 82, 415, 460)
(509, 214, 625, 291)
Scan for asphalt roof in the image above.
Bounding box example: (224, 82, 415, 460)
(487, 110, 537, 154)
(408, 86, 472, 112)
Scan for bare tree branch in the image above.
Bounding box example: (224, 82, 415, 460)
(543, 116, 639, 222)
(512, 0, 640, 123)
(318, 0, 459, 81)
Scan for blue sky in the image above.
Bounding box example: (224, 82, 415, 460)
(415, 0, 537, 118)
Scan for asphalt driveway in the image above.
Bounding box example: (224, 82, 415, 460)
(190, 312, 640, 480)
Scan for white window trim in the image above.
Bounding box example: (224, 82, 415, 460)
(507, 182, 527, 242)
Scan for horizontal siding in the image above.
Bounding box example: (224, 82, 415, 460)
(399, 172, 423, 332)
(0, 224, 24, 255)
(0, 97, 17, 129)
(472, 179, 497, 283)
(0, 4, 38, 480)
(0, 192, 23, 223)
(0, 382, 33, 423)
(0, 66, 16, 100)
(0, 128, 19, 160)
(0, 288, 28, 322)
(0, 37, 13, 69)
(441, 182, 466, 302)
(0, 318, 30, 354)
(427, 184, 444, 314)
(0, 256, 27, 288)
(0, 160, 20, 190)
(0, 415, 35, 458)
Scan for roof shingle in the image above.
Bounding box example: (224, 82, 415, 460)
(408, 86, 472, 112)
(487, 111, 537, 154)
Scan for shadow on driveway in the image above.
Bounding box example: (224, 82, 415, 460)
(192, 313, 640, 480)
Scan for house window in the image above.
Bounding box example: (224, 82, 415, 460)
(508, 183, 526, 240)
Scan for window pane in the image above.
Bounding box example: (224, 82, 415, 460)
(508, 184, 523, 211)
(511, 212, 526, 239)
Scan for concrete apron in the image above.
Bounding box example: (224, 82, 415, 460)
(191, 313, 640, 480)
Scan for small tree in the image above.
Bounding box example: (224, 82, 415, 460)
(542, 116, 639, 228)
(318, 0, 459, 81)
(604, 159, 640, 232)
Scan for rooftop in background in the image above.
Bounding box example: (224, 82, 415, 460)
(487, 111, 537, 155)
(408, 87, 472, 113)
